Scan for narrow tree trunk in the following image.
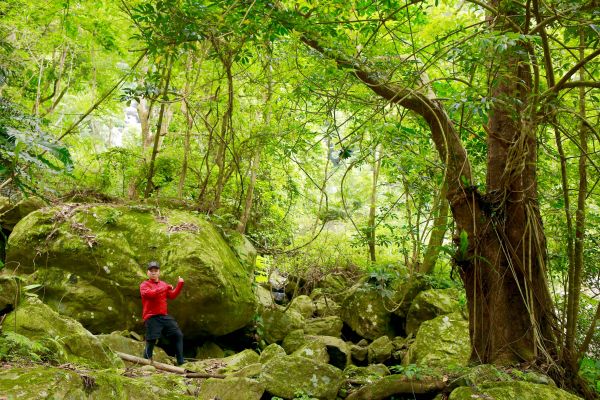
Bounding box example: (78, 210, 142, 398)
(144, 54, 173, 198)
(33, 59, 44, 116)
(367, 144, 382, 262)
(212, 53, 234, 212)
(312, 138, 331, 235)
(565, 29, 588, 364)
(137, 98, 152, 151)
(237, 150, 261, 233)
(419, 182, 449, 274)
(578, 303, 600, 359)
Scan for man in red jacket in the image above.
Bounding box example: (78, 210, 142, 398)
(140, 260, 185, 365)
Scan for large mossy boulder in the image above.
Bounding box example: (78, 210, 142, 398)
(405, 288, 462, 335)
(449, 381, 582, 400)
(4, 204, 256, 337)
(223, 230, 257, 274)
(97, 331, 171, 364)
(260, 355, 344, 400)
(197, 377, 264, 400)
(0, 366, 195, 400)
(405, 312, 470, 369)
(340, 282, 395, 340)
(3, 299, 122, 368)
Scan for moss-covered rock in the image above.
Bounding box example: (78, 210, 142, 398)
(4, 204, 256, 337)
(346, 373, 446, 400)
(261, 306, 305, 344)
(260, 355, 344, 400)
(315, 274, 349, 296)
(197, 377, 264, 400)
(312, 294, 341, 317)
(223, 230, 257, 275)
(293, 340, 330, 364)
(340, 282, 394, 340)
(255, 285, 276, 312)
(281, 329, 351, 370)
(184, 349, 260, 374)
(368, 336, 393, 364)
(311, 335, 352, 370)
(0, 365, 194, 400)
(405, 288, 462, 335)
(0, 196, 45, 231)
(405, 312, 470, 369)
(91, 369, 193, 399)
(282, 329, 307, 354)
(97, 331, 171, 364)
(0, 274, 20, 310)
(0, 366, 88, 399)
(195, 341, 225, 360)
(3, 299, 122, 368)
(304, 316, 343, 337)
(350, 342, 368, 363)
(231, 363, 263, 378)
(344, 364, 390, 385)
(259, 343, 286, 364)
(391, 275, 433, 318)
(449, 381, 582, 400)
(451, 364, 512, 387)
(289, 295, 316, 318)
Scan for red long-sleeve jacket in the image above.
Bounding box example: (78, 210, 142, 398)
(140, 279, 184, 321)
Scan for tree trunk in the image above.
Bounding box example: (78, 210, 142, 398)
(419, 182, 449, 274)
(288, 5, 557, 366)
(144, 54, 173, 198)
(137, 98, 152, 151)
(212, 51, 234, 212)
(177, 53, 203, 198)
(367, 144, 382, 262)
(457, 0, 557, 364)
(565, 29, 588, 366)
(237, 48, 273, 233)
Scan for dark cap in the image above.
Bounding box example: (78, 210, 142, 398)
(147, 261, 160, 270)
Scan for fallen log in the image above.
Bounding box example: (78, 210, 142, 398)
(346, 375, 447, 400)
(185, 372, 226, 379)
(116, 351, 185, 374)
(115, 352, 226, 379)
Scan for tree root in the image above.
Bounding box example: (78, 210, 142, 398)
(346, 375, 447, 400)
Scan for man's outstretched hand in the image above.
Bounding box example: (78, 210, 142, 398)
(178, 276, 184, 284)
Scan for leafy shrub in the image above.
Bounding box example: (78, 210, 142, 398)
(0, 332, 54, 363)
(580, 357, 600, 395)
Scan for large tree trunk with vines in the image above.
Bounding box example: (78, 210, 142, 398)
(285, 0, 558, 366)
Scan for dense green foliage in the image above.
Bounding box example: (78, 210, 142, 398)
(0, 0, 598, 395)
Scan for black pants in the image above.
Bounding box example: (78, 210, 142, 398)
(143, 315, 184, 365)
